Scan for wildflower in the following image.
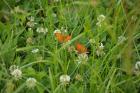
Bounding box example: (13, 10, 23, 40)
(97, 14, 106, 22)
(135, 61, 140, 70)
(89, 39, 96, 44)
(11, 6, 27, 14)
(26, 16, 37, 28)
(26, 77, 37, 89)
(118, 36, 126, 44)
(26, 37, 33, 45)
(96, 14, 106, 27)
(31, 48, 39, 53)
(76, 53, 88, 64)
(60, 74, 70, 85)
(9, 65, 22, 80)
(36, 27, 48, 34)
(27, 21, 36, 27)
(75, 43, 88, 54)
(75, 74, 83, 81)
(96, 43, 105, 56)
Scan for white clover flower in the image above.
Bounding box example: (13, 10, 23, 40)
(96, 14, 106, 27)
(27, 21, 35, 28)
(99, 43, 104, 50)
(96, 43, 105, 56)
(118, 36, 126, 44)
(11, 6, 27, 14)
(26, 16, 37, 28)
(31, 48, 39, 53)
(9, 65, 22, 80)
(54, 29, 61, 34)
(9, 65, 19, 72)
(36, 27, 48, 34)
(60, 74, 70, 85)
(76, 53, 88, 64)
(26, 77, 37, 89)
(97, 14, 106, 22)
(135, 61, 140, 70)
(89, 39, 96, 44)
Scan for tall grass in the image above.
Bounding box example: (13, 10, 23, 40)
(0, 0, 140, 93)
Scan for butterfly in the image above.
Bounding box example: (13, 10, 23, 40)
(55, 32, 71, 43)
(75, 43, 88, 54)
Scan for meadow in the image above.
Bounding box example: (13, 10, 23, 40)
(0, 0, 140, 93)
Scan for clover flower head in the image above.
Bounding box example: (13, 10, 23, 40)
(31, 48, 39, 53)
(96, 43, 105, 56)
(76, 53, 88, 64)
(36, 27, 48, 34)
(9, 65, 22, 80)
(118, 36, 126, 44)
(26, 16, 37, 27)
(60, 74, 70, 85)
(135, 61, 140, 70)
(26, 77, 37, 89)
(97, 14, 106, 22)
(96, 14, 106, 27)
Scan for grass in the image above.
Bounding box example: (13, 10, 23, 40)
(0, 0, 140, 93)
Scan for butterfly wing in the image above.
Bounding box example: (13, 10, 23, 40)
(55, 33, 64, 43)
(76, 43, 87, 53)
(64, 35, 71, 42)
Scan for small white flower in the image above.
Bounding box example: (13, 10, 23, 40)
(118, 36, 126, 44)
(54, 29, 61, 34)
(97, 14, 106, 22)
(96, 43, 105, 56)
(27, 21, 35, 28)
(60, 74, 70, 85)
(99, 43, 104, 50)
(96, 14, 106, 27)
(36, 27, 48, 34)
(89, 39, 96, 44)
(26, 78, 37, 89)
(9, 65, 19, 72)
(135, 61, 140, 70)
(9, 65, 22, 80)
(76, 53, 88, 64)
(31, 48, 39, 53)
(26, 16, 37, 28)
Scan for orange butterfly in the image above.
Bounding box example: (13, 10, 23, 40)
(55, 32, 71, 43)
(75, 43, 87, 54)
